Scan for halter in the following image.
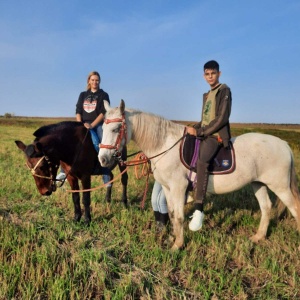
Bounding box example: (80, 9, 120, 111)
(26, 155, 59, 190)
(100, 113, 127, 163)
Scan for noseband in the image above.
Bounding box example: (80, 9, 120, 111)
(100, 113, 127, 162)
(26, 155, 59, 189)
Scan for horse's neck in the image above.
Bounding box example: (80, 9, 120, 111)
(41, 128, 88, 164)
(127, 110, 184, 156)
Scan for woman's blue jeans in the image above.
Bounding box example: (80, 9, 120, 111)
(151, 181, 168, 213)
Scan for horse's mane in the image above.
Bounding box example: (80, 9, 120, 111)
(128, 109, 184, 152)
(33, 121, 82, 140)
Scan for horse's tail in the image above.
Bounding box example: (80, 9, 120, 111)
(289, 149, 300, 201)
(276, 147, 300, 222)
(290, 154, 300, 216)
(288, 148, 300, 231)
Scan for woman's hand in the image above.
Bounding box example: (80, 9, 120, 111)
(84, 123, 93, 129)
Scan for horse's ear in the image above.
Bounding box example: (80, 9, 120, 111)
(15, 140, 26, 151)
(15, 141, 37, 157)
(103, 100, 110, 112)
(120, 99, 125, 114)
(25, 144, 36, 157)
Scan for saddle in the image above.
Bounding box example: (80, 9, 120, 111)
(179, 134, 235, 175)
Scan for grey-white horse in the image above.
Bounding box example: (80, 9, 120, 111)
(99, 100, 300, 250)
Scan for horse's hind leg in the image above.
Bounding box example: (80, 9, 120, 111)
(272, 188, 300, 231)
(268, 161, 300, 232)
(250, 182, 272, 243)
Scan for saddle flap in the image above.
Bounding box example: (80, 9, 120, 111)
(180, 135, 235, 175)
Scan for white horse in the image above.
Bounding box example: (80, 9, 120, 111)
(99, 100, 300, 250)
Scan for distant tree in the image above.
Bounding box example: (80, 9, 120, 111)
(4, 113, 15, 118)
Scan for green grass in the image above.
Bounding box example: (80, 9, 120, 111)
(0, 118, 300, 299)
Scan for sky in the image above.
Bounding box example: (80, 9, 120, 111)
(0, 0, 299, 124)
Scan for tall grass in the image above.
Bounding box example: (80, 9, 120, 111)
(0, 119, 300, 299)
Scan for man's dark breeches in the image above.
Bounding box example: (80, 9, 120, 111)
(195, 136, 220, 203)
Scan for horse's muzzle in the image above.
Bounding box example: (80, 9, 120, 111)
(99, 155, 113, 168)
(39, 184, 55, 196)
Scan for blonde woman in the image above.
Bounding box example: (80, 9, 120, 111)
(57, 71, 111, 185)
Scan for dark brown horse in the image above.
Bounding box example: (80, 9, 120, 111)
(15, 121, 128, 224)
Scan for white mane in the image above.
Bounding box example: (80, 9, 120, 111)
(127, 109, 184, 153)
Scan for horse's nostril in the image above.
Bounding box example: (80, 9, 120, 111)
(99, 157, 106, 166)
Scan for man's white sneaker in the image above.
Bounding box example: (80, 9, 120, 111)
(56, 172, 67, 181)
(189, 210, 204, 231)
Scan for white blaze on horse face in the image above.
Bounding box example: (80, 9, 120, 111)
(98, 121, 120, 167)
(99, 103, 127, 167)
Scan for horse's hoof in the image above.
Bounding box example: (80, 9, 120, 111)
(250, 234, 265, 243)
(168, 235, 175, 244)
(105, 197, 111, 203)
(170, 244, 180, 251)
(83, 219, 91, 227)
(74, 215, 82, 222)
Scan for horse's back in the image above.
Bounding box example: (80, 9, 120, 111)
(232, 132, 292, 171)
(208, 132, 293, 194)
(33, 121, 83, 139)
(232, 132, 290, 154)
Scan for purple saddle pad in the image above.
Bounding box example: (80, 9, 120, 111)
(179, 135, 235, 175)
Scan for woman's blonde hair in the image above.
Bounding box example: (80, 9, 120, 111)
(86, 71, 101, 90)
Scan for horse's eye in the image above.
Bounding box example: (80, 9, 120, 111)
(112, 126, 121, 133)
(40, 164, 49, 172)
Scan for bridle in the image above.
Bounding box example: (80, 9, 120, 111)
(25, 128, 91, 190)
(26, 155, 59, 190)
(100, 112, 127, 164)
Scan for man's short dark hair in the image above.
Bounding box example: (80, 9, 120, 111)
(204, 60, 219, 72)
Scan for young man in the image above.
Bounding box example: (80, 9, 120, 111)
(186, 60, 232, 231)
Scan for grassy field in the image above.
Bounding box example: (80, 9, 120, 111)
(0, 117, 300, 299)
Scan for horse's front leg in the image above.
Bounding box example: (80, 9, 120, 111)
(81, 176, 91, 224)
(68, 176, 82, 222)
(105, 171, 113, 203)
(164, 186, 185, 251)
(170, 201, 185, 251)
(119, 163, 128, 207)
